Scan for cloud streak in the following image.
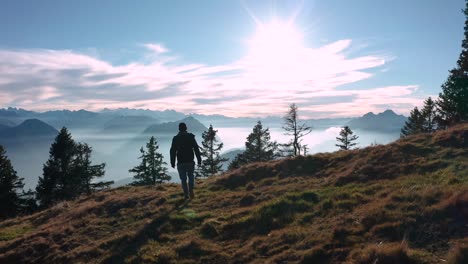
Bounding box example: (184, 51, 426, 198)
(0, 40, 424, 117)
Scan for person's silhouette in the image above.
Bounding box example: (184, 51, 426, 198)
(170, 122, 202, 199)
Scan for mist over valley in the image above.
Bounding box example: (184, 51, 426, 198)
(0, 108, 404, 189)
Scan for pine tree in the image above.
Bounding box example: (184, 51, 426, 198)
(228, 152, 247, 171)
(0, 145, 25, 218)
(401, 107, 424, 137)
(437, 1, 468, 127)
(36, 127, 108, 208)
(199, 125, 228, 178)
(130, 136, 170, 185)
(335, 126, 359, 151)
(72, 143, 112, 194)
(18, 189, 38, 215)
(421, 97, 437, 132)
(229, 121, 278, 169)
(282, 103, 312, 156)
(36, 127, 76, 207)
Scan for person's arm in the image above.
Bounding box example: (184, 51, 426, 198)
(192, 136, 202, 165)
(170, 137, 177, 168)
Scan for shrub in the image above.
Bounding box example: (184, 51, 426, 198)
(200, 221, 219, 238)
(239, 194, 255, 207)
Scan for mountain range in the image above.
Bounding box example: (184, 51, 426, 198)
(0, 107, 407, 132)
(0, 107, 407, 189)
(347, 109, 407, 132)
(0, 119, 58, 188)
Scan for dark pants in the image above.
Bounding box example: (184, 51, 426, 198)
(177, 162, 194, 197)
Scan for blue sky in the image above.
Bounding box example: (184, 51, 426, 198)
(0, 0, 465, 118)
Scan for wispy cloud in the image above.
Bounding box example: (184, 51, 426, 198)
(143, 43, 169, 54)
(0, 40, 424, 117)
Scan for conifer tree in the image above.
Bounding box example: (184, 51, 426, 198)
(36, 127, 76, 207)
(36, 128, 109, 208)
(0, 145, 25, 218)
(437, 1, 468, 127)
(199, 125, 228, 177)
(282, 103, 312, 156)
(229, 121, 278, 170)
(401, 107, 424, 137)
(335, 126, 359, 151)
(72, 143, 112, 194)
(19, 189, 38, 215)
(130, 136, 170, 185)
(421, 97, 437, 132)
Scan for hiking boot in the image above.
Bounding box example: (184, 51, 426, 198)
(189, 191, 195, 199)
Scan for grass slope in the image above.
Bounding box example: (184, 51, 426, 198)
(0, 125, 467, 263)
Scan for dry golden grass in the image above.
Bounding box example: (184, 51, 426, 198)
(0, 124, 467, 263)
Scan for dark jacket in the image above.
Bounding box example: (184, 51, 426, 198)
(170, 131, 202, 166)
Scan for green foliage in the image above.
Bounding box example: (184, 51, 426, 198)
(73, 143, 109, 194)
(199, 125, 228, 177)
(130, 136, 170, 185)
(437, 2, 468, 127)
(36, 127, 110, 208)
(0, 223, 33, 241)
(336, 126, 359, 150)
(421, 97, 437, 132)
(401, 97, 438, 137)
(401, 107, 424, 137)
(0, 145, 25, 218)
(36, 127, 76, 207)
(228, 121, 278, 170)
(282, 103, 312, 156)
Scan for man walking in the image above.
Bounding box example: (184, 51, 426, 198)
(170, 122, 202, 199)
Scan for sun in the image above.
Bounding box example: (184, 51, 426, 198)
(248, 20, 304, 66)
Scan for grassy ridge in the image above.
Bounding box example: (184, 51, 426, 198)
(0, 124, 467, 263)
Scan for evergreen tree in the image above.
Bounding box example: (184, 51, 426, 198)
(130, 136, 170, 185)
(228, 152, 247, 171)
(335, 126, 359, 151)
(36, 128, 109, 208)
(229, 121, 278, 169)
(437, 1, 468, 127)
(36, 127, 76, 207)
(401, 107, 424, 137)
(282, 103, 312, 156)
(0, 145, 25, 218)
(72, 143, 112, 194)
(18, 189, 38, 215)
(199, 125, 228, 177)
(421, 97, 437, 132)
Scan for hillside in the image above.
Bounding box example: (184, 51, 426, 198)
(0, 119, 58, 140)
(0, 119, 59, 188)
(0, 125, 467, 263)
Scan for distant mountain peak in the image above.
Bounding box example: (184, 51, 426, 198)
(0, 118, 58, 139)
(183, 116, 197, 121)
(16, 119, 58, 133)
(380, 109, 397, 116)
(363, 112, 376, 118)
(347, 109, 407, 132)
(143, 116, 207, 134)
